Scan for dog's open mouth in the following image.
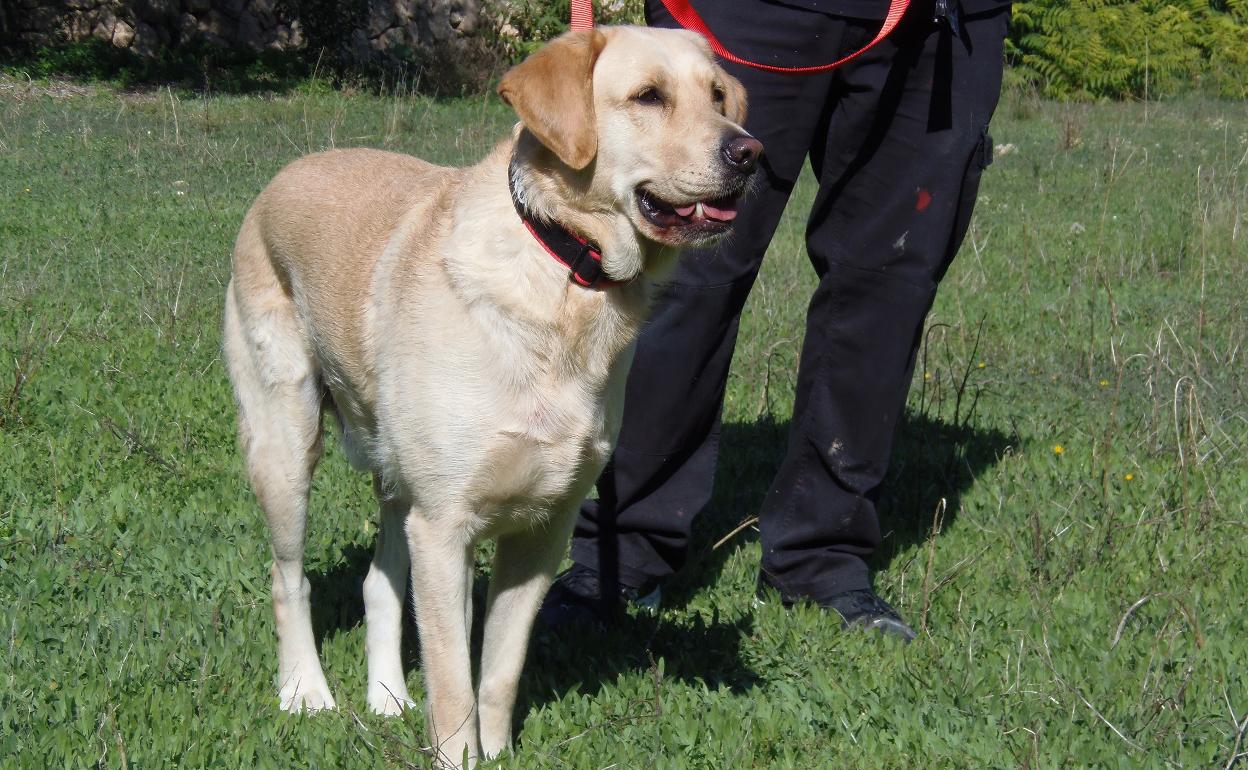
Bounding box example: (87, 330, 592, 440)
(636, 187, 741, 238)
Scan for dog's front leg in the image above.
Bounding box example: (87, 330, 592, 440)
(477, 508, 578, 759)
(407, 513, 479, 768)
(364, 486, 415, 715)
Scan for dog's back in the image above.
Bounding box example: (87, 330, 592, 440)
(231, 148, 457, 408)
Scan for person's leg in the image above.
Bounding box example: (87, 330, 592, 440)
(565, 1, 858, 599)
(757, 4, 1011, 604)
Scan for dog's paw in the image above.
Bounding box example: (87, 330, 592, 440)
(278, 680, 338, 713)
(367, 683, 416, 716)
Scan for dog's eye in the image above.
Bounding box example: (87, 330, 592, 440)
(633, 87, 664, 106)
(712, 86, 725, 105)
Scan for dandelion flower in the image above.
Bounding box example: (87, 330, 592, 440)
(923, 371, 932, 381)
(24, 187, 31, 193)
(977, 361, 986, 369)
(1052, 444, 1065, 455)
(1099, 379, 1109, 387)
(1124, 473, 1134, 481)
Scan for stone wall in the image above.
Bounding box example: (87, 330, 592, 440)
(3, 0, 488, 78)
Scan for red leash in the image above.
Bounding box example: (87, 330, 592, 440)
(570, 0, 595, 32)
(569, 0, 912, 74)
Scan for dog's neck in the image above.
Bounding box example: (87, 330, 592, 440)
(508, 158, 621, 290)
(507, 130, 676, 286)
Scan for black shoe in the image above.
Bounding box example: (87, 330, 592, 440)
(537, 562, 661, 629)
(756, 580, 917, 643)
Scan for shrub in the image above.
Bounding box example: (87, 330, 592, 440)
(487, 0, 643, 61)
(1007, 0, 1248, 99)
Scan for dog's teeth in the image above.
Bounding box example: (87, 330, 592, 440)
(695, 202, 704, 219)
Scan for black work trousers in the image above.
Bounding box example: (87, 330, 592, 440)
(571, 0, 1010, 603)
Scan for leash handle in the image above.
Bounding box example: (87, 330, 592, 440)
(568, 0, 912, 74)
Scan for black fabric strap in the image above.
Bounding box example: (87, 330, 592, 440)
(508, 160, 618, 289)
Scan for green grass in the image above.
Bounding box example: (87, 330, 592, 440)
(1, 77, 1246, 768)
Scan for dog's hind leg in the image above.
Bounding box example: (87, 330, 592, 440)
(476, 508, 578, 759)
(365, 477, 415, 715)
(224, 266, 335, 713)
(406, 511, 479, 767)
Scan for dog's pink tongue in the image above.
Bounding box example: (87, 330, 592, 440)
(672, 200, 739, 221)
(678, 199, 733, 220)
(702, 200, 738, 222)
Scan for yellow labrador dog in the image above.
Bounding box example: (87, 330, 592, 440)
(224, 26, 760, 767)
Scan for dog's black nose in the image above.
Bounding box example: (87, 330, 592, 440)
(723, 135, 763, 173)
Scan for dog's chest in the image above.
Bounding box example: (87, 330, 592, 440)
(474, 382, 613, 518)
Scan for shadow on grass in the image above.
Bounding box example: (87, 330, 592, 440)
(657, 409, 1014, 610)
(2, 39, 317, 94)
(308, 543, 370, 646)
(1, 37, 502, 96)
(307, 541, 427, 676)
(307, 547, 757, 690)
(517, 610, 756, 730)
(303, 408, 1009, 721)
(514, 408, 1010, 722)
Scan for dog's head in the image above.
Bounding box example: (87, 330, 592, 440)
(499, 26, 761, 251)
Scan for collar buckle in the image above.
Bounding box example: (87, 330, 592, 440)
(567, 242, 604, 288)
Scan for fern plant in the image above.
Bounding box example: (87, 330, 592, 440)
(1008, 0, 1248, 98)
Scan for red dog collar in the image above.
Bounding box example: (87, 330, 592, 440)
(509, 159, 623, 290)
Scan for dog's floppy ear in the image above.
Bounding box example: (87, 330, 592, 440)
(719, 69, 748, 126)
(498, 29, 608, 170)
